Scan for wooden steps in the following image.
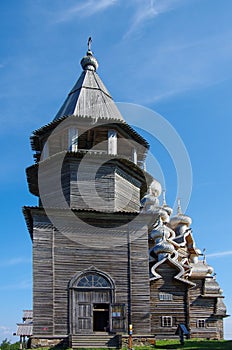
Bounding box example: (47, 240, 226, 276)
(70, 334, 121, 349)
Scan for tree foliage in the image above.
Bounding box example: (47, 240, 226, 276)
(0, 339, 20, 350)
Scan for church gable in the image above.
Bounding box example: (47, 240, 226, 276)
(152, 260, 189, 285)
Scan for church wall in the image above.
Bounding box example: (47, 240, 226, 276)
(27, 153, 145, 213)
(189, 279, 222, 339)
(31, 209, 151, 338)
(32, 219, 54, 336)
(115, 172, 140, 212)
(27, 155, 72, 207)
(130, 226, 151, 334)
(70, 160, 116, 211)
(217, 319, 224, 340)
(150, 262, 188, 337)
(70, 160, 142, 212)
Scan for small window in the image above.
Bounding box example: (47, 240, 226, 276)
(159, 292, 173, 301)
(68, 128, 78, 151)
(131, 147, 137, 165)
(108, 130, 117, 155)
(161, 316, 172, 327)
(197, 319, 205, 328)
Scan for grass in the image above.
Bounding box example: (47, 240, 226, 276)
(27, 339, 232, 350)
(153, 338, 232, 349)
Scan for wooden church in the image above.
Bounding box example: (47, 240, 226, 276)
(23, 41, 227, 348)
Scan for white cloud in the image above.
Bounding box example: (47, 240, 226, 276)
(124, 0, 183, 38)
(55, 0, 117, 23)
(127, 30, 232, 104)
(207, 251, 232, 258)
(0, 326, 16, 342)
(0, 325, 13, 337)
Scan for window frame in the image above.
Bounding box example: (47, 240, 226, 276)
(197, 319, 206, 328)
(76, 273, 111, 288)
(161, 316, 172, 327)
(68, 127, 78, 152)
(108, 129, 117, 155)
(159, 292, 173, 301)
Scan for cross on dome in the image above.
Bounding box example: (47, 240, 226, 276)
(81, 37, 98, 71)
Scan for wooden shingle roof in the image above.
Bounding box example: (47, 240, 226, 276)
(16, 323, 33, 336)
(54, 49, 124, 122)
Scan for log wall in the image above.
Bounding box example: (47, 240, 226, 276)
(28, 156, 144, 212)
(150, 261, 188, 337)
(189, 279, 222, 339)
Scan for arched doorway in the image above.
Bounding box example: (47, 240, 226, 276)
(69, 269, 115, 334)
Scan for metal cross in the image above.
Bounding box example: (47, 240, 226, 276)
(88, 37, 92, 51)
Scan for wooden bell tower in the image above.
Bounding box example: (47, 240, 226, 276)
(24, 41, 153, 347)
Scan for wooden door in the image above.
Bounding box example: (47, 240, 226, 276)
(74, 290, 111, 333)
(75, 291, 92, 333)
(70, 272, 114, 334)
(76, 303, 91, 332)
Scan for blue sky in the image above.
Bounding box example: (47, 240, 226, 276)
(1, 0, 232, 342)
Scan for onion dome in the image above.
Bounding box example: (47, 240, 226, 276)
(141, 193, 159, 209)
(81, 50, 98, 71)
(80, 37, 98, 71)
(157, 208, 170, 222)
(141, 179, 162, 213)
(208, 265, 214, 275)
(153, 240, 175, 259)
(150, 179, 162, 197)
(169, 198, 192, 229)
(150, 225, 170, 241)
(189, 261, 214, 278)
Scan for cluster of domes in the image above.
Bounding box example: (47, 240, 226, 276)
(141, 180, 211, 273)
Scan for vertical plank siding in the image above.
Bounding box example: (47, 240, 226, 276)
(30, 209, 151, 338)
(33, 223, 54, 336)
(130, 225, 151, 334)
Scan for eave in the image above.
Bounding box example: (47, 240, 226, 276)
(22, 205, 155, 240)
